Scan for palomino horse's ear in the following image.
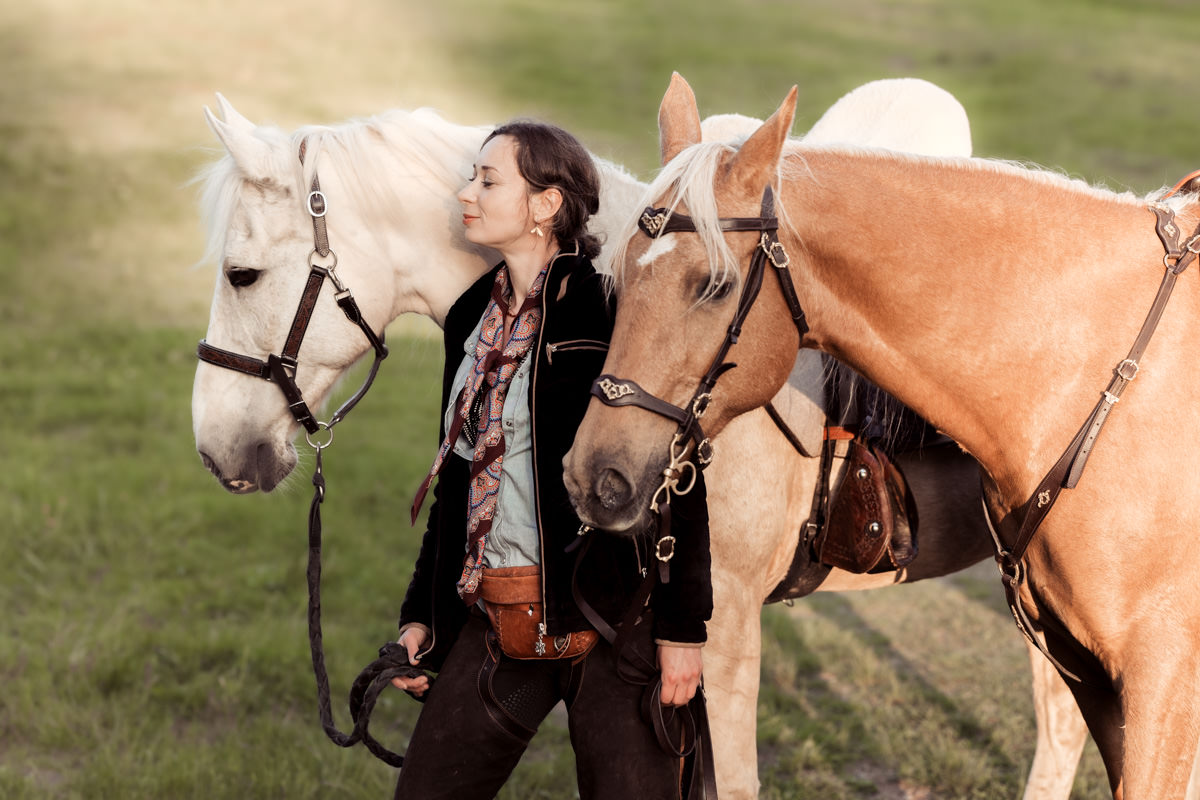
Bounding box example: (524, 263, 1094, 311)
(725, 86, 798, 197)
(214, 93, 257, 133)
(204, 105, 274, 180)
(659, 72, 702, 165)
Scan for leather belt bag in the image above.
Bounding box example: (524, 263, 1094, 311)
(479, 566, 599, 661)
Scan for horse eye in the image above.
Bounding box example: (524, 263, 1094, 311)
(226, 267, 262, 288)
(700, 279, 734, 303)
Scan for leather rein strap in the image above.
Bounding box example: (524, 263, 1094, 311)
(194, 139, 409, 765)
(984, 201, 1200, 683)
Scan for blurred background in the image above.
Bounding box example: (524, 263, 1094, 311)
(4, 0, 1197, 797)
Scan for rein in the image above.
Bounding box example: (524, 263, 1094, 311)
(195, 139, 414, 766)
(983, 199, 1200, 683)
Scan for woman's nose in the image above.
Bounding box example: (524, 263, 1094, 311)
(457, 183, 475, 205)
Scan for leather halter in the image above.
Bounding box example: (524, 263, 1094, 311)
(194, 139, 409, 766)
(983, 200, 1200, 683)
(591, 186, 809, 512)
(196, 139, 389, 441)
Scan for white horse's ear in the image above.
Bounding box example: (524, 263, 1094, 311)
(214, 93, 256, 133)
(204, 105, 273, 180)
(658, 72, 702, 165)
(725, 85, 798, 197)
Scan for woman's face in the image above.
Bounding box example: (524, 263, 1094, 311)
(458, 135, 538, 253)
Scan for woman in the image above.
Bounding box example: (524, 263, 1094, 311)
(390, 120, 713, 799)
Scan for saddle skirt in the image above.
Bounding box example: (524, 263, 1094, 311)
(814, 438, 919, 574)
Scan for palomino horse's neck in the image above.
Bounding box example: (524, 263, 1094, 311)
(780, 148, 1177, 498)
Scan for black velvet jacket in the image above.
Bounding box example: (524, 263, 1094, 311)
(398, 247, 712, 670)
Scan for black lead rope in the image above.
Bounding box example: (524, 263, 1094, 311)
(306, 446, 425, 767)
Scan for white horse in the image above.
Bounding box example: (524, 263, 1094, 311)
(191, 81, 1087, 798)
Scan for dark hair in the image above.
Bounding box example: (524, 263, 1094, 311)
(483, 120, 602, 259)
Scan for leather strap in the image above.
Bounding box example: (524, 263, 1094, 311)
(984, 200, 1200, 684)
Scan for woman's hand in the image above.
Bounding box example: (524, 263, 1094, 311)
(657, 644, 703, 706)
(390, 627, 431, 697)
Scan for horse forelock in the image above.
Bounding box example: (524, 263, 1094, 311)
(195, 108, 489, 270)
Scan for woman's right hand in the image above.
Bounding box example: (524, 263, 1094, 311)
(390, 627, 431, 697)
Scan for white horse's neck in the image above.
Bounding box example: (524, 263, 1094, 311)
(591, 158, 647, 275)
(310, 115, 647, 328)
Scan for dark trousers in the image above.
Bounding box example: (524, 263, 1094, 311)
(393, 610, 681, 800)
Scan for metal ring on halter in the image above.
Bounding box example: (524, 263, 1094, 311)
(691, 392, 712, 419)
(1116, 358, 1139, 381)
(309, 248, 340, 271)
(307, 190, 328, 217)
(305, 421, 334, 450)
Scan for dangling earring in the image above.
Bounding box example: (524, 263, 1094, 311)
(530, 223, 544, 238)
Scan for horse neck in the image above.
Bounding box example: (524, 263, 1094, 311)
(781, 148, 1163, 491)
(316, 116, 494, 329)
(591, 159, 647, 275)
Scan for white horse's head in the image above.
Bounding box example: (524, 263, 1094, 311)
(192, 96, 492, 492)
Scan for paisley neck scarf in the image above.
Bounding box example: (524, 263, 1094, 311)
(411, 262, 549, 603)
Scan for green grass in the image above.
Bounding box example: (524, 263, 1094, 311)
(6, 0, 1200, 796)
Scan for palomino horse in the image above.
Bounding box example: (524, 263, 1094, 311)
(191, 84, 1084, 798)
(564, 75, 1200, 798)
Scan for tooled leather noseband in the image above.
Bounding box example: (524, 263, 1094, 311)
(591, 186, 809, 511)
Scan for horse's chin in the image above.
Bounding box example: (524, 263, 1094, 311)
(575, 501, 653, 537)
(199, 440, 297, 494)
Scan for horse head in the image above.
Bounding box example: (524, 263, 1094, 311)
(192, 97, 491, 492)
(564, 74, 972, 532)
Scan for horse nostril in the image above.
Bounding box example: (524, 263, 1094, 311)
(199, 451, 220, 478)
(596, 468, 633, 511)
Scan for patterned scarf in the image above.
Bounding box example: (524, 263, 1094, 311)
(410, 263, 549, 603)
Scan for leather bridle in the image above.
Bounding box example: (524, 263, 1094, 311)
(195, 139, 414, 767)
(590, 186, 809, 517)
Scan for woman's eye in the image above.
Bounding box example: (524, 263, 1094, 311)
(226, 267, 262, 288)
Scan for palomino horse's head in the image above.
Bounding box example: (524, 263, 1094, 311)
(192, 97, 490, 492)
(564, 74, 971, 532)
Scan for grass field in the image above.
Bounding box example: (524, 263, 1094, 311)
(4, 0, 1200, 797)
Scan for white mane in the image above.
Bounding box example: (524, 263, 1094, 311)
(196, 108, 489, 269)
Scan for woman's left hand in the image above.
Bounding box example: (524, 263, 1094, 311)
(657, 644, 703, 706)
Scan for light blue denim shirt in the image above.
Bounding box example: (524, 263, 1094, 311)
(444, 311, 540, 568)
